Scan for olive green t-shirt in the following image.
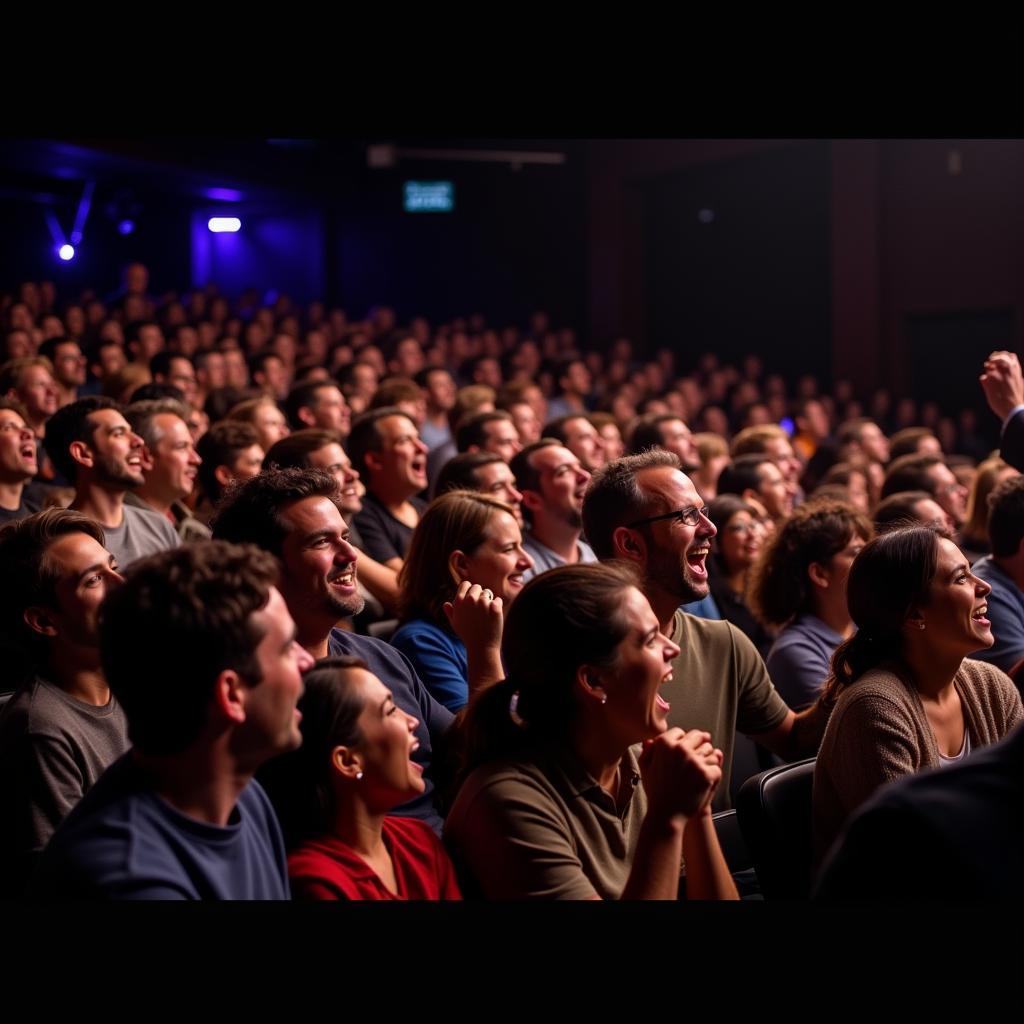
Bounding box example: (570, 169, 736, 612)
(444, 745, 648, 900)
(666, 610, 789, 810)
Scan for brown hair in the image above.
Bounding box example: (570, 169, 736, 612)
(398, 490, 514, 624)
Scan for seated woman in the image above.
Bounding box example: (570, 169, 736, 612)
(813, 526, 1024, 866)
(705, 495, 774, 659)
(390, 490, 533, 712)
(259, 656, 461, 901)
(444, 562, 739, 901)
(749, 499, 873, 710)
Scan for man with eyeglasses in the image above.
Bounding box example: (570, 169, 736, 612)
(583, 449, 827, 811)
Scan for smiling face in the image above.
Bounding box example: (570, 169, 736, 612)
(237, 586, 313, 760)
(306, 442, 361, 516)
(597, 586, 681, 742)
(717, 508, 762, 575)
(526, 444, 591, 529)
(634, 465, 718, 603)
(561, 416, 605, 472)
(308, 384, 350, 436)
(146, 413, 201, 502)
(756, 460, 793, 520)
(38, 532, 123, 649)
(455, 509, 533, 605)
(480, 418, 522, 463)
(254, 401, 290, 452)
(84, 408, 146, 488)
(278, 495, 364, 628)
(17, 365, 59, 420)
(915, 537, 994, 656)
(0, 408, 38, 482)
(471, 460, 523, 525)
(348, 668, 425, 806)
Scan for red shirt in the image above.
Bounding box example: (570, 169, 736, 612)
(288, 816, 462, 901)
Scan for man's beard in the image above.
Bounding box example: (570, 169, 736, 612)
(94, 451, 144, 489)
(644, 545, 708, 605)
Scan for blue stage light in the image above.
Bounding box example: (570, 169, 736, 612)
(118, 219, 135, 235)
(58, 244, 75, 261)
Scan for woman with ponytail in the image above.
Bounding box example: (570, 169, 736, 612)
(444, 562, 739, 901)
(813, 526, 1023, 867)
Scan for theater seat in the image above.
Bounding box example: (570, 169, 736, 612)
(711, 809, 752, 875)
(735, 758, 816, 900)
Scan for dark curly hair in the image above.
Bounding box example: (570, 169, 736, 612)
(749, 498, 873, 628)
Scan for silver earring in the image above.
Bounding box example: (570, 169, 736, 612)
(917, 623, 926, 630)
(601, 696, 607, 705)
(356, 771, 364, 780)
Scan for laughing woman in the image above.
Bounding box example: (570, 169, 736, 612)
(259, 656, 461, 901)
(444, 562, 739, 901)
(391, 490, 533, 712)
(813, 526, 1024, 866)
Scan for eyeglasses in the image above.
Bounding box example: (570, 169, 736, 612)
(627, 505, 710, 529)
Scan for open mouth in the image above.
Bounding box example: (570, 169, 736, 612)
(19, 443, 36, 461)
(126, 455, 143, 468)
(654, 670, 673, 713)
(329, 565, 357, 590)
(686, 545, 710, 579)
(972, 605, 990, 628)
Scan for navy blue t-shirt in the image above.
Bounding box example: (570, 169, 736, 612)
(328, 628, 454, 834)
(31, 754, 289, 900)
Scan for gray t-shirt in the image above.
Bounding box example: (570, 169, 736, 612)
(102, 502, 180, 567)
(765, 613, 845, 711)
(0, 676, 130, 896)
(521, 532, 597, 582)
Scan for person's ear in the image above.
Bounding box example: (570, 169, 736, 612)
(331, 745, 364, 781)
(364, 449, 383, 474)
(23, 606, 58, 638)
(520, 489, 543, 514)
(213, 668, 247, 725)
(213, 464, 233, 488)
(575, 664, 609, 706)
(807, 561, 831, 590)
(297, 406, 316, 428)
(139, 446, 155, 472)
(612, 525, 646, 563)
(904, 610, 927, 634)
(69, 440, 94, 469)
(448, 549, 470, 582)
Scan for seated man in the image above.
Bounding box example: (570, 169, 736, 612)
(43, 397, 179, 567)
(31, 540, 313, 900)
(0, 509, 128, 897)
(435, 451, 524, 525)
(881, 453, 969, 535)
(971, 476, 1024, 673)
(717, 453, 794, 530)
(347, 407, 429, 570)
(582, 449, 826, 811)
(194, 420, 265, 521)
(455, 410, 522, 464)
(628, 413, 698, 472)
(284, 380, 351, 440)
(212, 468, 453, 834)
(0, 398, 44, 524)
(124, 398, 209, 541)
(264, 430, 400, 616)
(542, 413, 606, 472)
(510, 439, 595, 581)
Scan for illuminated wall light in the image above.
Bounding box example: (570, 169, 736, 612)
(58, 244, 75, 261)
(118, 219, 135, 236)
(208, 217, 241, 233)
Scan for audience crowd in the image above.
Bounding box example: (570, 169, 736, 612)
(2, 262, 1024, 902)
